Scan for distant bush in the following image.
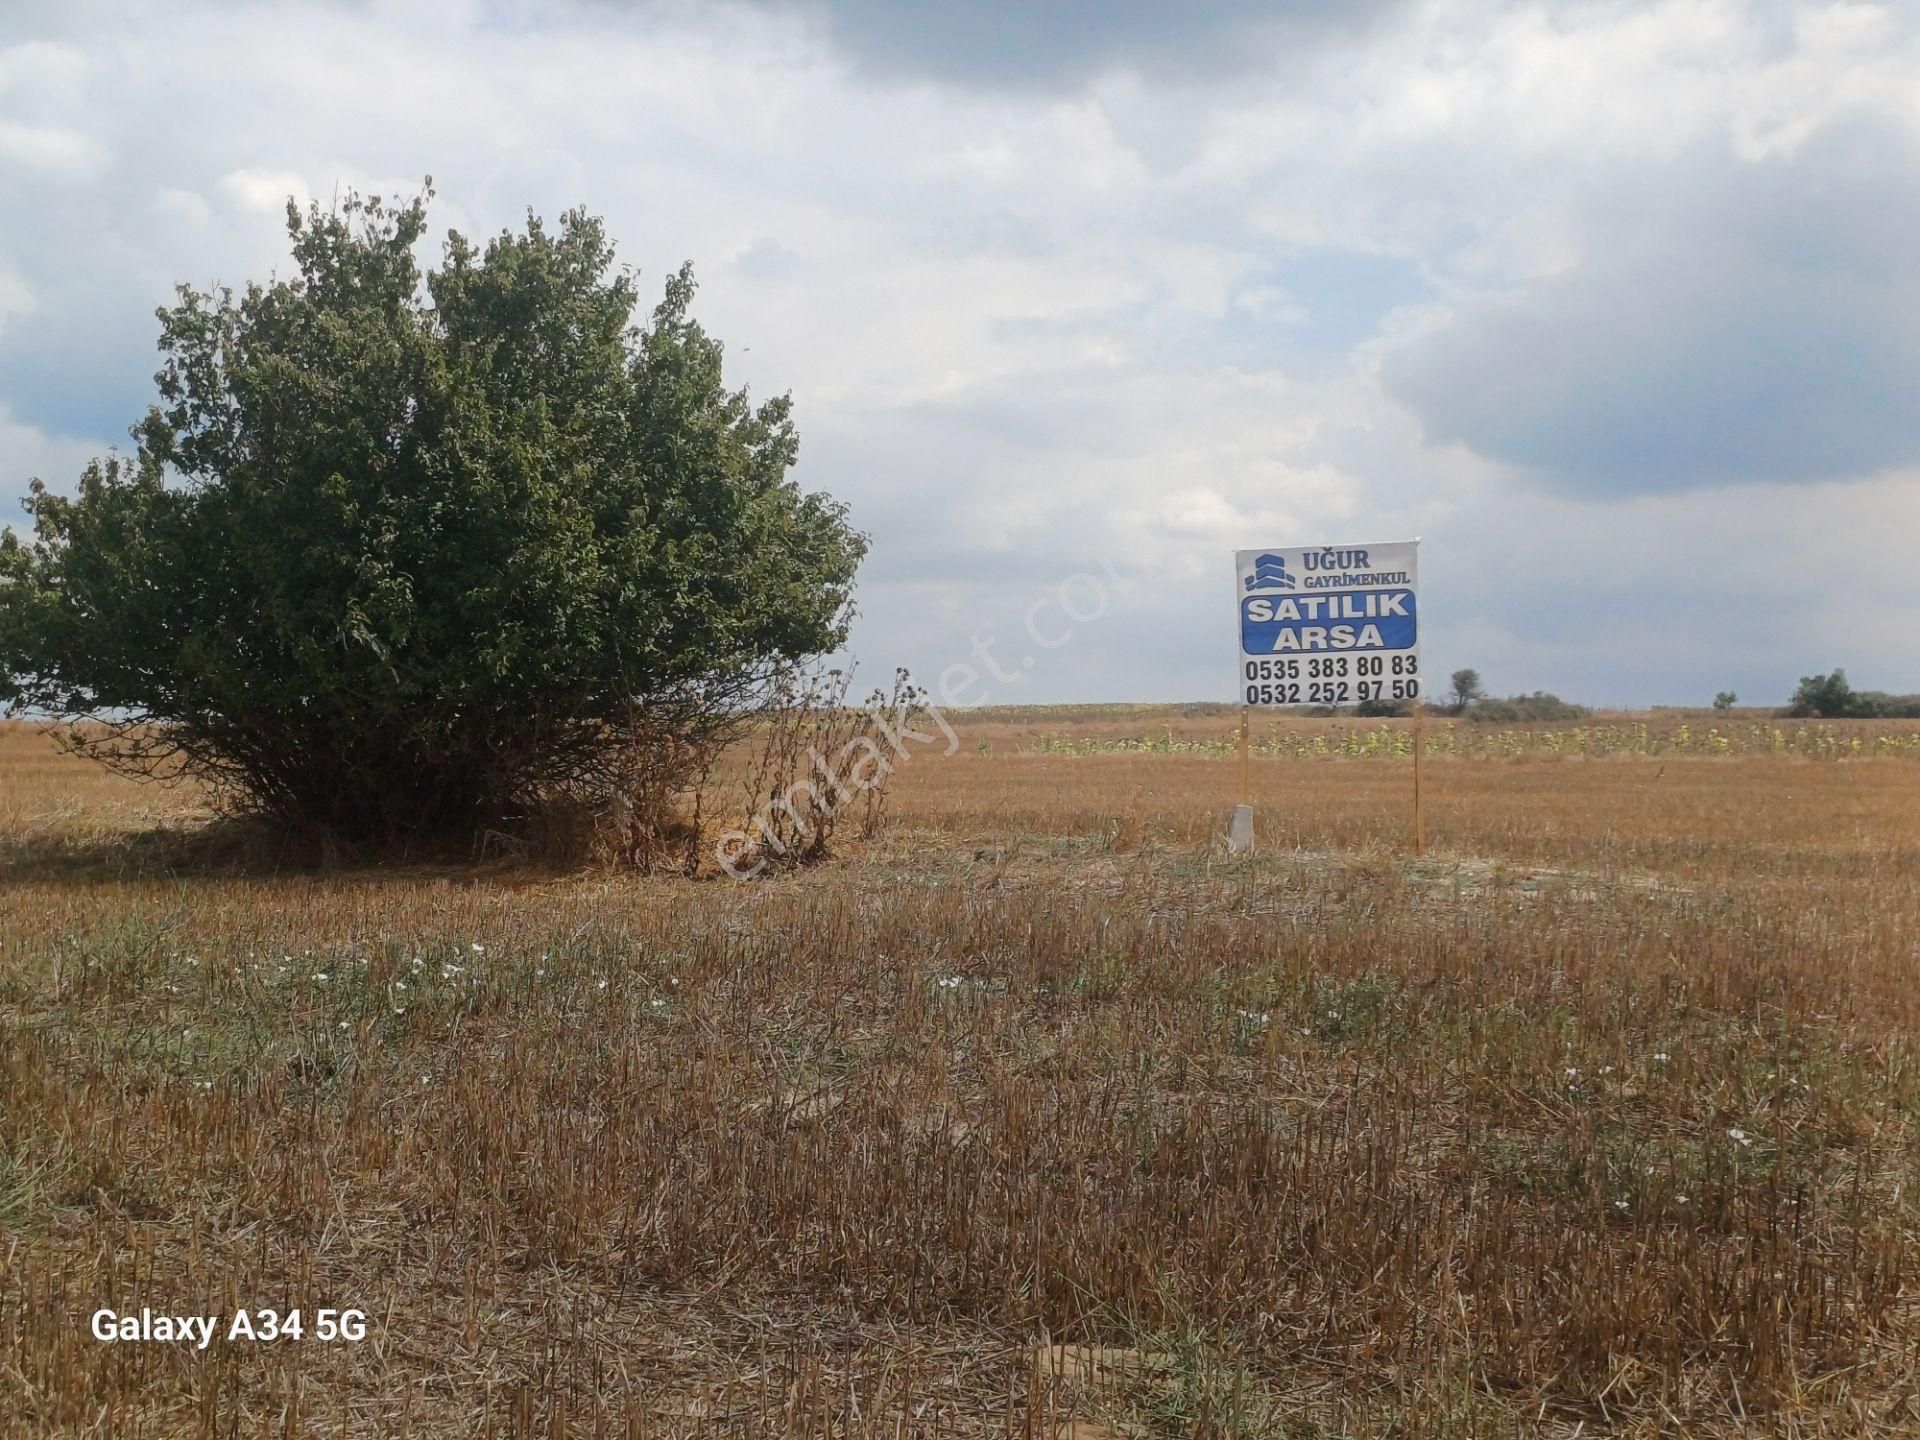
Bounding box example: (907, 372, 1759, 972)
(1785, 669, 1920, 719)
(1855, 694, 1920, 718)
(1463, 692, 1592, 724)
(1788, 670, 1858, 717)
(1353, 695, 1412, 718)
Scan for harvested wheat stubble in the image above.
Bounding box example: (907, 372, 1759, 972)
(2, 713, 1919, 1436)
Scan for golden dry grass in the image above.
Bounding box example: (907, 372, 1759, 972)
(2, 713, 1919, 1437)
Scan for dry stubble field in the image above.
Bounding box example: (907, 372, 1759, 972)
(2, 712, 1919, 1437)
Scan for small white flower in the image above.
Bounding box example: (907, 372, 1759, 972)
(597, 979, 609, 990)
(338, 1020, 349, 1030)
(471, 943, 485, 954)
(392, 1007, 406, 1016)
(1653, 1051, 1670, 1062)
(1564, 1067, 1580, 1079)
(1727, 1128, 1752, 1147)
(313, 972, 329, 982)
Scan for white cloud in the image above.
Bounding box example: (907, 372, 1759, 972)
(150, 187, 213, 231)
(219, 168, 313, 215)
(0, 265, 34, 334)
(0, 117, 107, 175)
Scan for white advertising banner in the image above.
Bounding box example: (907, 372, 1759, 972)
(1234, 541, 1420, 707)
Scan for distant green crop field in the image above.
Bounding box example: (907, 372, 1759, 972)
(1020, 717, 1920, 760)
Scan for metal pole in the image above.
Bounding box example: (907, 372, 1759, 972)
(1412, 700, 1427, 856)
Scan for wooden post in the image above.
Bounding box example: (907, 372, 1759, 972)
(1239, 707, 1251, 805)
(1412, 700, 1427, 856)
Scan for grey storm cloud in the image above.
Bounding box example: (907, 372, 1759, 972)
(742, 0, 1405, 87)
(1382, 123, 1920, 495)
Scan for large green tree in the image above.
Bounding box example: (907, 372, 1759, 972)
(0, 186, 865, 846)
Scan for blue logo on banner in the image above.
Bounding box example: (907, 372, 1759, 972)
(1244, 553, 1296, 591)
(1241, 589, 1417, 653)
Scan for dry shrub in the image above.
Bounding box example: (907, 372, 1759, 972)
(601, 715, 721, 875)
(508, 666, 925, 877)
(729, 666, 922, 873)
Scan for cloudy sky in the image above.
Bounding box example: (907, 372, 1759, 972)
(2, 0, 1917, 706)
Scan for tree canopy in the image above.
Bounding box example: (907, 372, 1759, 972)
(1787, 669, 1920, 719)
(1447, 667, 1484, 713)
(0, 186, 866, 847)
